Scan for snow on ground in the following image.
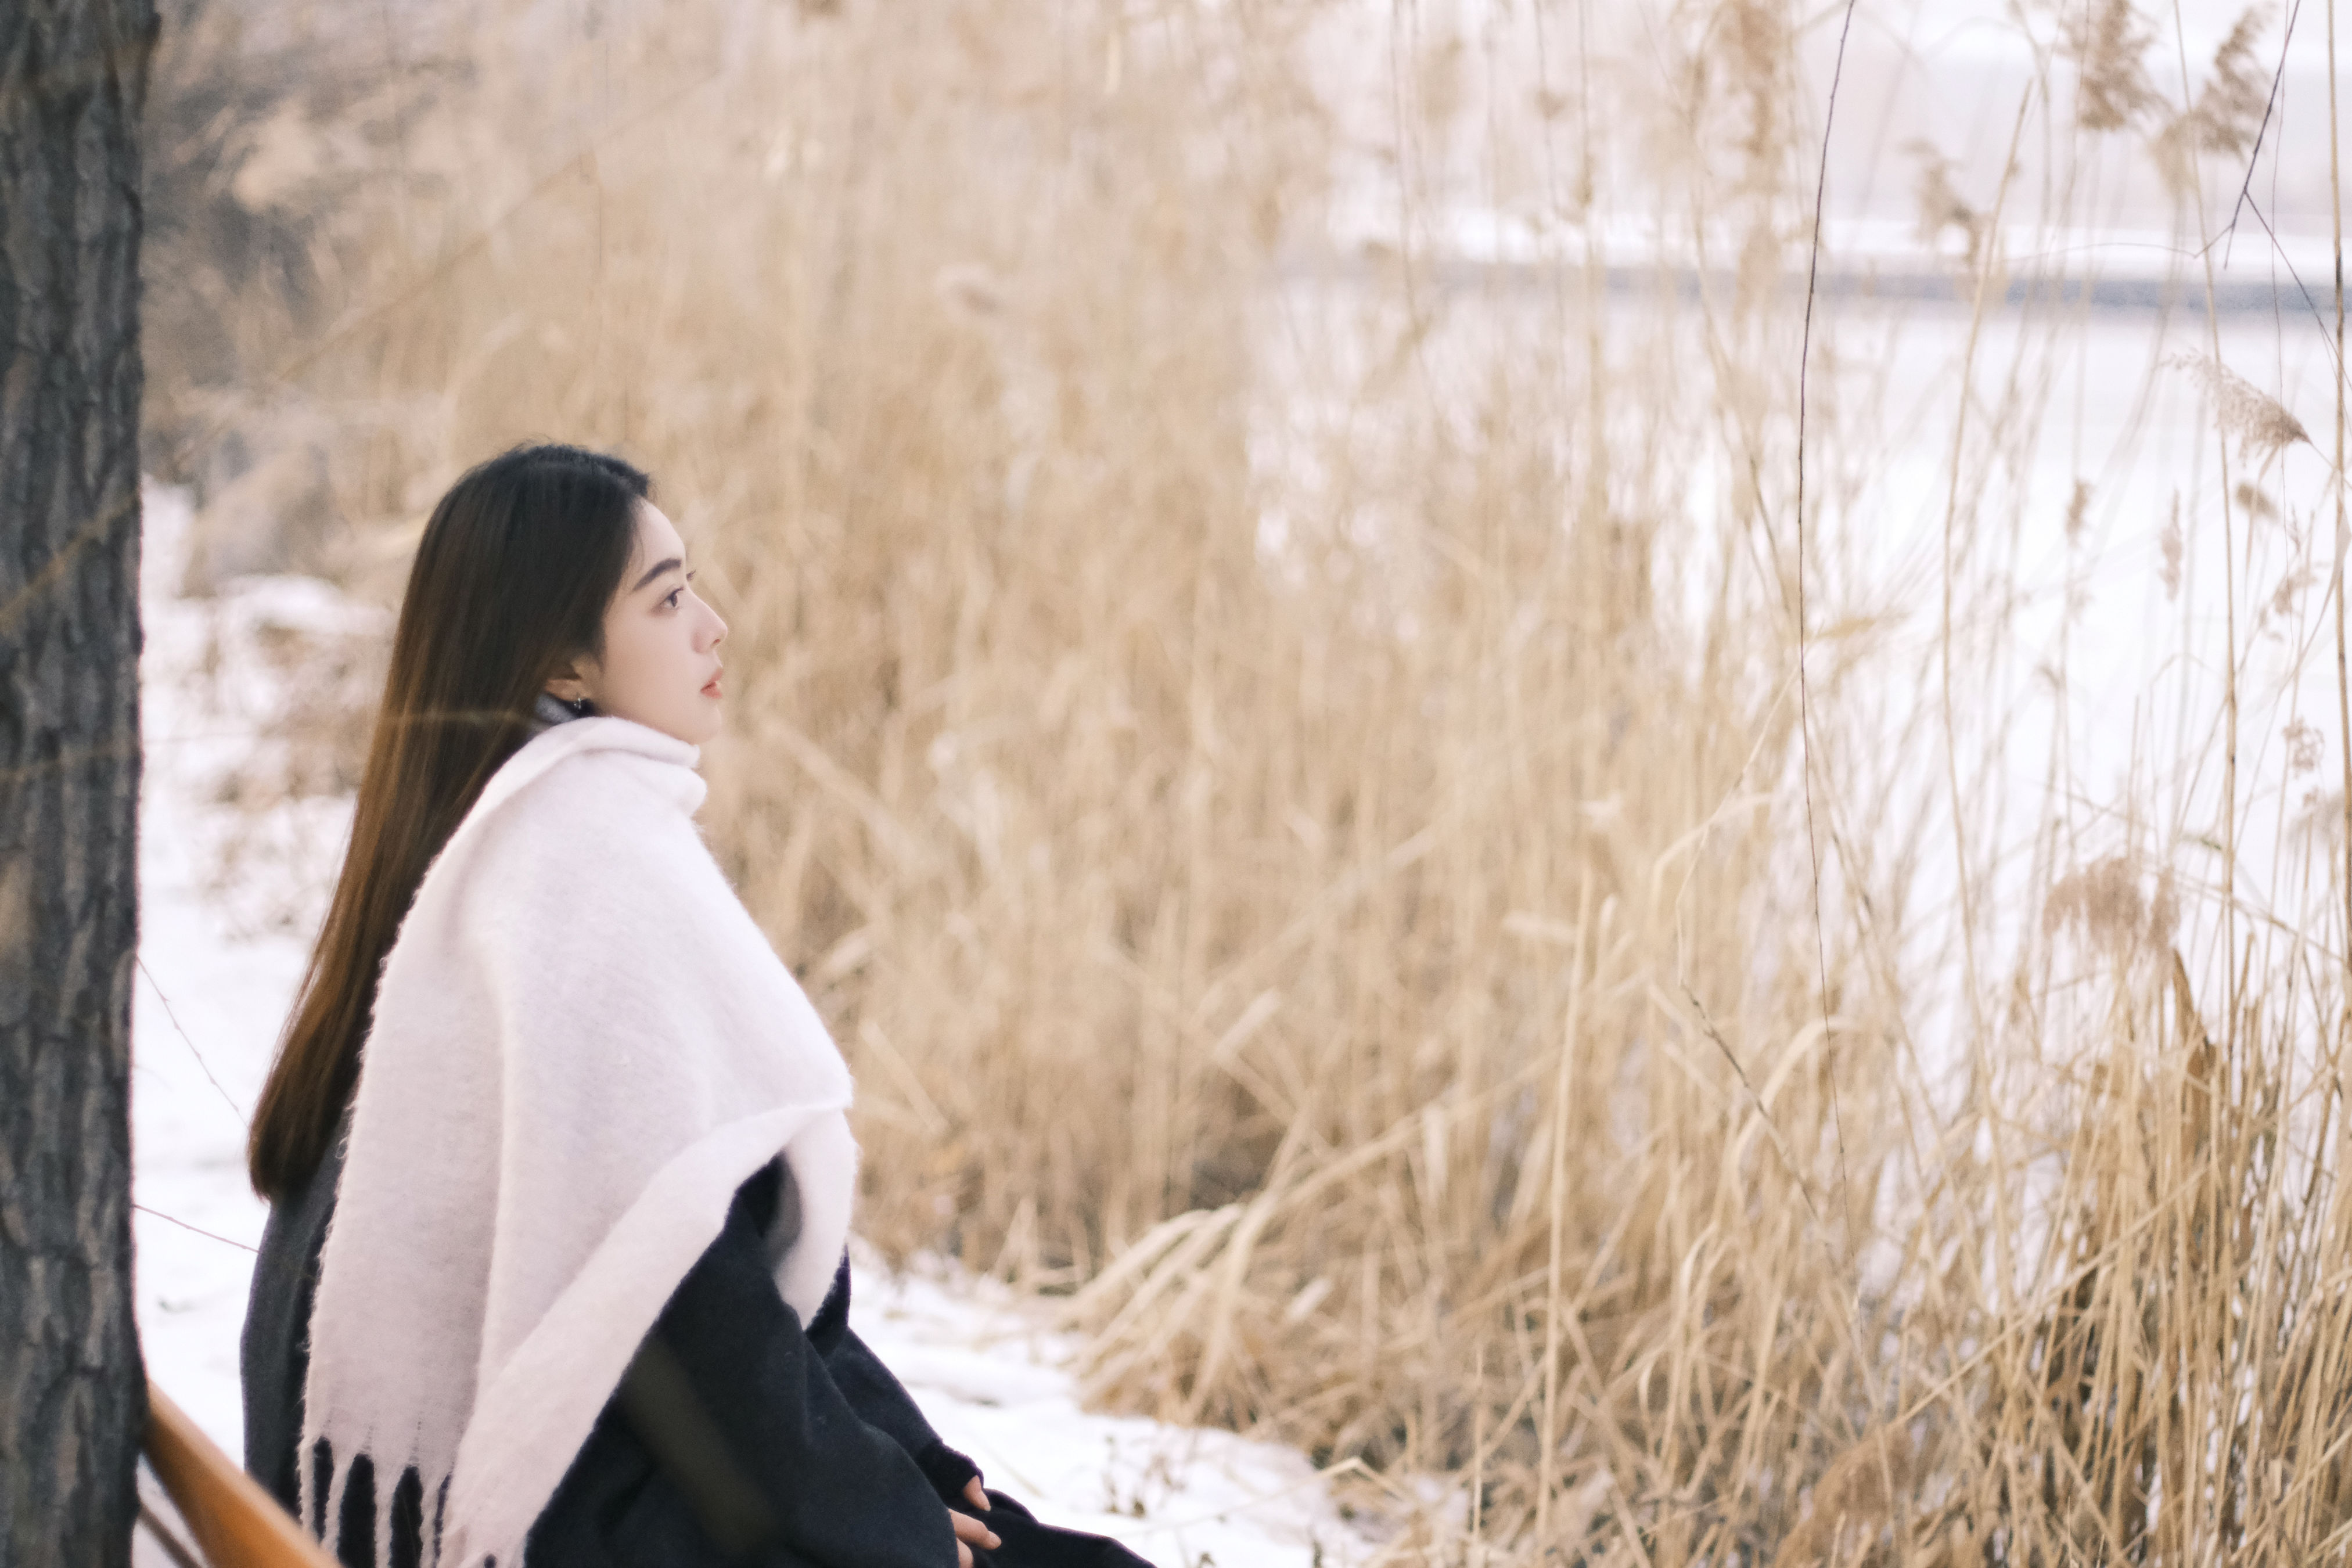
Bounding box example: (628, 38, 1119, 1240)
(130, 483, 1381, 1567)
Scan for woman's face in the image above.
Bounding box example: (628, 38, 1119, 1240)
(546, 501, 729, 745)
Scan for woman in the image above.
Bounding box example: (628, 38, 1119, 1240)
(241, 444, 1148, 1568)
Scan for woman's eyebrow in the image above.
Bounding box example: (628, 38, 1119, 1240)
(630, 556, 685, 593)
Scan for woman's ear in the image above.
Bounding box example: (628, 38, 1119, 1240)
(544, 657, 594, 705)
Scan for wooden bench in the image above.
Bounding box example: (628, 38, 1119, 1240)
(141, 1381, 337, 1568)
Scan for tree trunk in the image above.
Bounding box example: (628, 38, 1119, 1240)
(0, 2, 160, 1565)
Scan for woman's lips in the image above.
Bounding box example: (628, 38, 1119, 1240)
(702, 670, 724, 698)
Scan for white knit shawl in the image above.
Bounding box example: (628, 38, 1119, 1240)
(302, 715, 858, 1568)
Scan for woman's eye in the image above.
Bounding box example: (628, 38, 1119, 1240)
(663, 588, 684, 609)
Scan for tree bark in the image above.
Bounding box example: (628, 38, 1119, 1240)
(0, 2, 160, 1565)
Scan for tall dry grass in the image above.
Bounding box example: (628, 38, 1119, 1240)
(145, 0, 2352, 1560)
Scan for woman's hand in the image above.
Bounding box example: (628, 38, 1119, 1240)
(950, 1481, 999, 1567)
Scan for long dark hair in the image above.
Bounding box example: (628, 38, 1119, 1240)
(247, 443, 650, 1199)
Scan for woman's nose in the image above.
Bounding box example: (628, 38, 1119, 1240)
(703, 602, 728, 649)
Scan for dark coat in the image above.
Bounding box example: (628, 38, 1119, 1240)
(243, 1140, 1149, 1568)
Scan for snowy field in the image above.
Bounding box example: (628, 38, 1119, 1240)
(128, 485, 1380, 1567)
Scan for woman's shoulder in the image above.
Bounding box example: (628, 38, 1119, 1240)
(477, 719, 706, 846)
(443, 720, 720, 926)
(512, 716, 704, 814)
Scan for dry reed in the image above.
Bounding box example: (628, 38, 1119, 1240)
(145, 0, 2352, 1561)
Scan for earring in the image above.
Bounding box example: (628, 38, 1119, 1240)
(567, 696, 593, 718)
